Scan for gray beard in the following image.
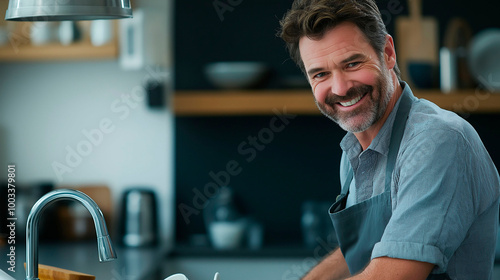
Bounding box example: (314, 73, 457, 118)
(317, 70, 394, 133)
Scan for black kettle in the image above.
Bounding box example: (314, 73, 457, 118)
(119, 188, 158, 247)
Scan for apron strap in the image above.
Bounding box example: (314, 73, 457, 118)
(340, 168, 353, 195)
(384, 91, 412, 191)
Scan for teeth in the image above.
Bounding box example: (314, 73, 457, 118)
(340, 95, 363, 107)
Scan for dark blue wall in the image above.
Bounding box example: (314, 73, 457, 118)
(173, 0, 500, 90)
(173, 0, 500, 247)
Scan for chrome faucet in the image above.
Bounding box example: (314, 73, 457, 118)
(25, 189, 117, 280)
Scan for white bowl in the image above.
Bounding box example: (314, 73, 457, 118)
(204, 62, 269, 89)
(208, 221, 246, 250)
(468, 28, 500, 91)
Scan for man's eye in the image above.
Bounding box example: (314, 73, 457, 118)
(347, 62, 361, 68)
(313, 72, 328, 79)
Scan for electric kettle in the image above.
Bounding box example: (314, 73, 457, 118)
(119, 188, 158, 247)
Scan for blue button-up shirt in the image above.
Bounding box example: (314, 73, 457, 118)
(340, 82, 500, 278)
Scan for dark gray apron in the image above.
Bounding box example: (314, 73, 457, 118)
(329, 90, 450, 279)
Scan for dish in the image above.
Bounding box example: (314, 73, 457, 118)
(468, 28, 500, 91)
(164, 273, 188, 280)
(208, 220, 246, 249)
(204, 62, 269, 89)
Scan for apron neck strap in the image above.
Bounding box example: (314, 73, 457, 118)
(384, 89, 412, 191)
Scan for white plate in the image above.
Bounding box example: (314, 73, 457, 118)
(164, 272, 220, 280)
(164, 273, 188, 280)
(469, 28, 500, 91)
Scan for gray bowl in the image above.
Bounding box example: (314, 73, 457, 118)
(204, 62, 269, 89)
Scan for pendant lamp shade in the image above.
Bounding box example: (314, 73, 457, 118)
(5, 0, 132, 21)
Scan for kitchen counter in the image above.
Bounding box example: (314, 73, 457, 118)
(4, 241, 500, 280)
(169, 244, 330, 259)
(0, 241, 166, 280)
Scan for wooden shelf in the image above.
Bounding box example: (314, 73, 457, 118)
(173, 90, 317, 116)
(173, 89, 500, 116)
(0, 19, 118, 61)
(0, 41, 117, 61)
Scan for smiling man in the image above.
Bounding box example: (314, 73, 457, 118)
(301, 21, 398, 148)
(279, 0, 500, 279)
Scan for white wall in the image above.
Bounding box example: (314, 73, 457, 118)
(0, 60, 175, 245)
(0, 0, 175, 246)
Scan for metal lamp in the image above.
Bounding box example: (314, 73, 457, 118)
(5, 0, 132, 21)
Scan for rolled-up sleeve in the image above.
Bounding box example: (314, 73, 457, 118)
(371, 128, 475, 273)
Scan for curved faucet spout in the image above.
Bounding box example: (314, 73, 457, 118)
(25, 189, 117, 280)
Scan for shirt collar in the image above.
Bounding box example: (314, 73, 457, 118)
(340, 81, 414, 157)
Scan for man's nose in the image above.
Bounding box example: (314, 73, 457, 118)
(330, 72, 351, 96)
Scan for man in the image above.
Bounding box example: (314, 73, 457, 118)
(279, 0, 500, 279)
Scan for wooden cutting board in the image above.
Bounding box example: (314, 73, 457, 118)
(395, 0, 439, 84)
(24, 264, 95, 280)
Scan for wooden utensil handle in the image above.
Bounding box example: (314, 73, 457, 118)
(409, 0, 422, 20)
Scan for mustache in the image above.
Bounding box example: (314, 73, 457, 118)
(324, 84, 373, 106)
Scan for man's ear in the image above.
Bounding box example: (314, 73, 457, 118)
(384, 34, 397, 70)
